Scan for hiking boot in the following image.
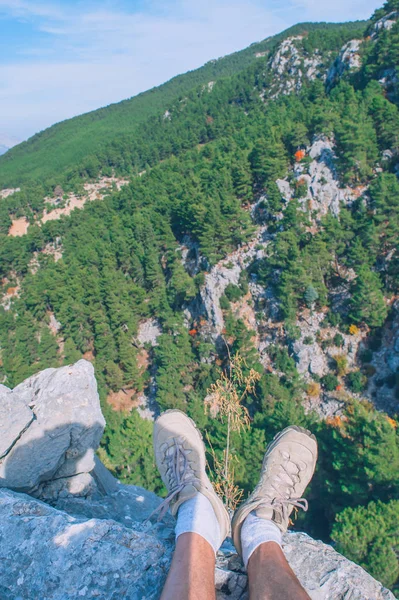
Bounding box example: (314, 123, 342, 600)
(232, 425, 317, 556)
(152, 409, 230, 544)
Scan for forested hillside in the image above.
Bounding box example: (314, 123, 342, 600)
(0, 20, 366, 192)
(1, 0, 399, 593)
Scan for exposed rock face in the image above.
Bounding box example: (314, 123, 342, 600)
(367, 301, 399, 414)
(137, 318, 162, 347)
(277, 136, 367, 219)
(0, 361, 394, 599)
(326, 39, 362, 89)
(0, 187, 20, 199)
(0, 486, 394, 600)
(0, 360, 105, 495)
(371, 11, 398, 37)
(0, 487, 173, 600)
(268, 36, 325, 98)
(196, 229, 268, 338)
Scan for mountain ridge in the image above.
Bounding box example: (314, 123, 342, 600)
(0, 20, 367, 188)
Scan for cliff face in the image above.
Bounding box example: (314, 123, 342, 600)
(0, 361, 394, 600)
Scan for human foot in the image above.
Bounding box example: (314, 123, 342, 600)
(152, 409, 230, 546)
(232, 425, 317, 556)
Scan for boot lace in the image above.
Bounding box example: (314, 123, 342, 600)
(252, 451, 309, 521)
(146, 436, 198, 522)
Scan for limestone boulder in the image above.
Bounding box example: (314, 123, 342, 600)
(0, 360, 105, 494)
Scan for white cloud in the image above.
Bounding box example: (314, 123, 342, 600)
(0, 0, 384, 140)
(0, 0, 287, 140)
(0, 0, 64, 19)
(290, 0, 381, 22)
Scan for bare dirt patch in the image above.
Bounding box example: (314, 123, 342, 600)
(137, 348, 150, 373)
(7, 177, 130, 238)
(8, 217, 29, 237)
(0, 188, 20, 199)
(42, 177, 129, 224)
(82, 350, 95, 362)
(106, 388, 138, 412)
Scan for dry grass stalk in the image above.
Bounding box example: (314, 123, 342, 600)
(205, 350, 261, 512)
(206, 434, 244, 512)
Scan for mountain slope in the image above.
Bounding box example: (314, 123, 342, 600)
(0, 21, 367, 188)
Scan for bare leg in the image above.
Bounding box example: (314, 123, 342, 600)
(161, 532, 216, 600)
(247, 541, 311, 600)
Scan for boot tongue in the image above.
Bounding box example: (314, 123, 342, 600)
(255, 505, 274, 520)
(170, 483, 198, 516)
(255, 503, 284, 527)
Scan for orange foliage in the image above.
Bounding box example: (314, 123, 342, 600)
(326, 415, 343, 428)
(6, 287, 17, 296)
(336, 385, 342, 391)
(189, 329, 197, 337)
(295, 149, 306, 162)
(386, 416, 398, 429)
(349, 324, 360, 335)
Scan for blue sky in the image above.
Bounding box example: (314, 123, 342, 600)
(0, 0, 384, 145)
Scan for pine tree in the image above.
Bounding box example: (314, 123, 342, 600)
(349, 265, 388, 327)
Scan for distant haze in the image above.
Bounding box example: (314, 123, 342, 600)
(0, 0, 383, 142)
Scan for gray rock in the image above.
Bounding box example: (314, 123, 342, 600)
(268, 36, 324, 99)
(0, 360, 105, 494)
(387, 351, 399, 373)
(371, 11, 398, 37)
(189, 227, 269, 337)
(137, 318, 162, 347)
(327, 39, 362, 89)
(283, 532, 394, 600)
(0, 488, 394, 600)
(0, 384, 34, 459)
(278, 136, 366, 220)
(293, 339, 328, 378)
(0, 488, 172, 600)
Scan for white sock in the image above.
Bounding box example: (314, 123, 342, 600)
(175, 492, 221, 555)
(241, 512, 282, 567)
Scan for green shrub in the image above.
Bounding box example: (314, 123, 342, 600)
(285, 323, 301, 341)
(333, 333, 344, 347)
(346, 370, 367, 393)
(332, 500, 399, 589)
(304, 285, 319, 308)
(225, 283, 243, 302)
(220, 295, 230, 310)
(334, 354, 348, 376)
(321, 373, 339, 391)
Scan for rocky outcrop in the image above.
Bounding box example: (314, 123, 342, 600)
(0, 360, 105, 497)
(0, 361, 394, 599)
(193, 229, 268, 338)
(326, 39, 362, 89)
(371, 11, 398, 37)
(277, 136, 367, 219)
(367, 300, 399, 414)
(0, 187, 20, 199)
(137, 318, 162, 347)
(268, 36, 325, 99)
